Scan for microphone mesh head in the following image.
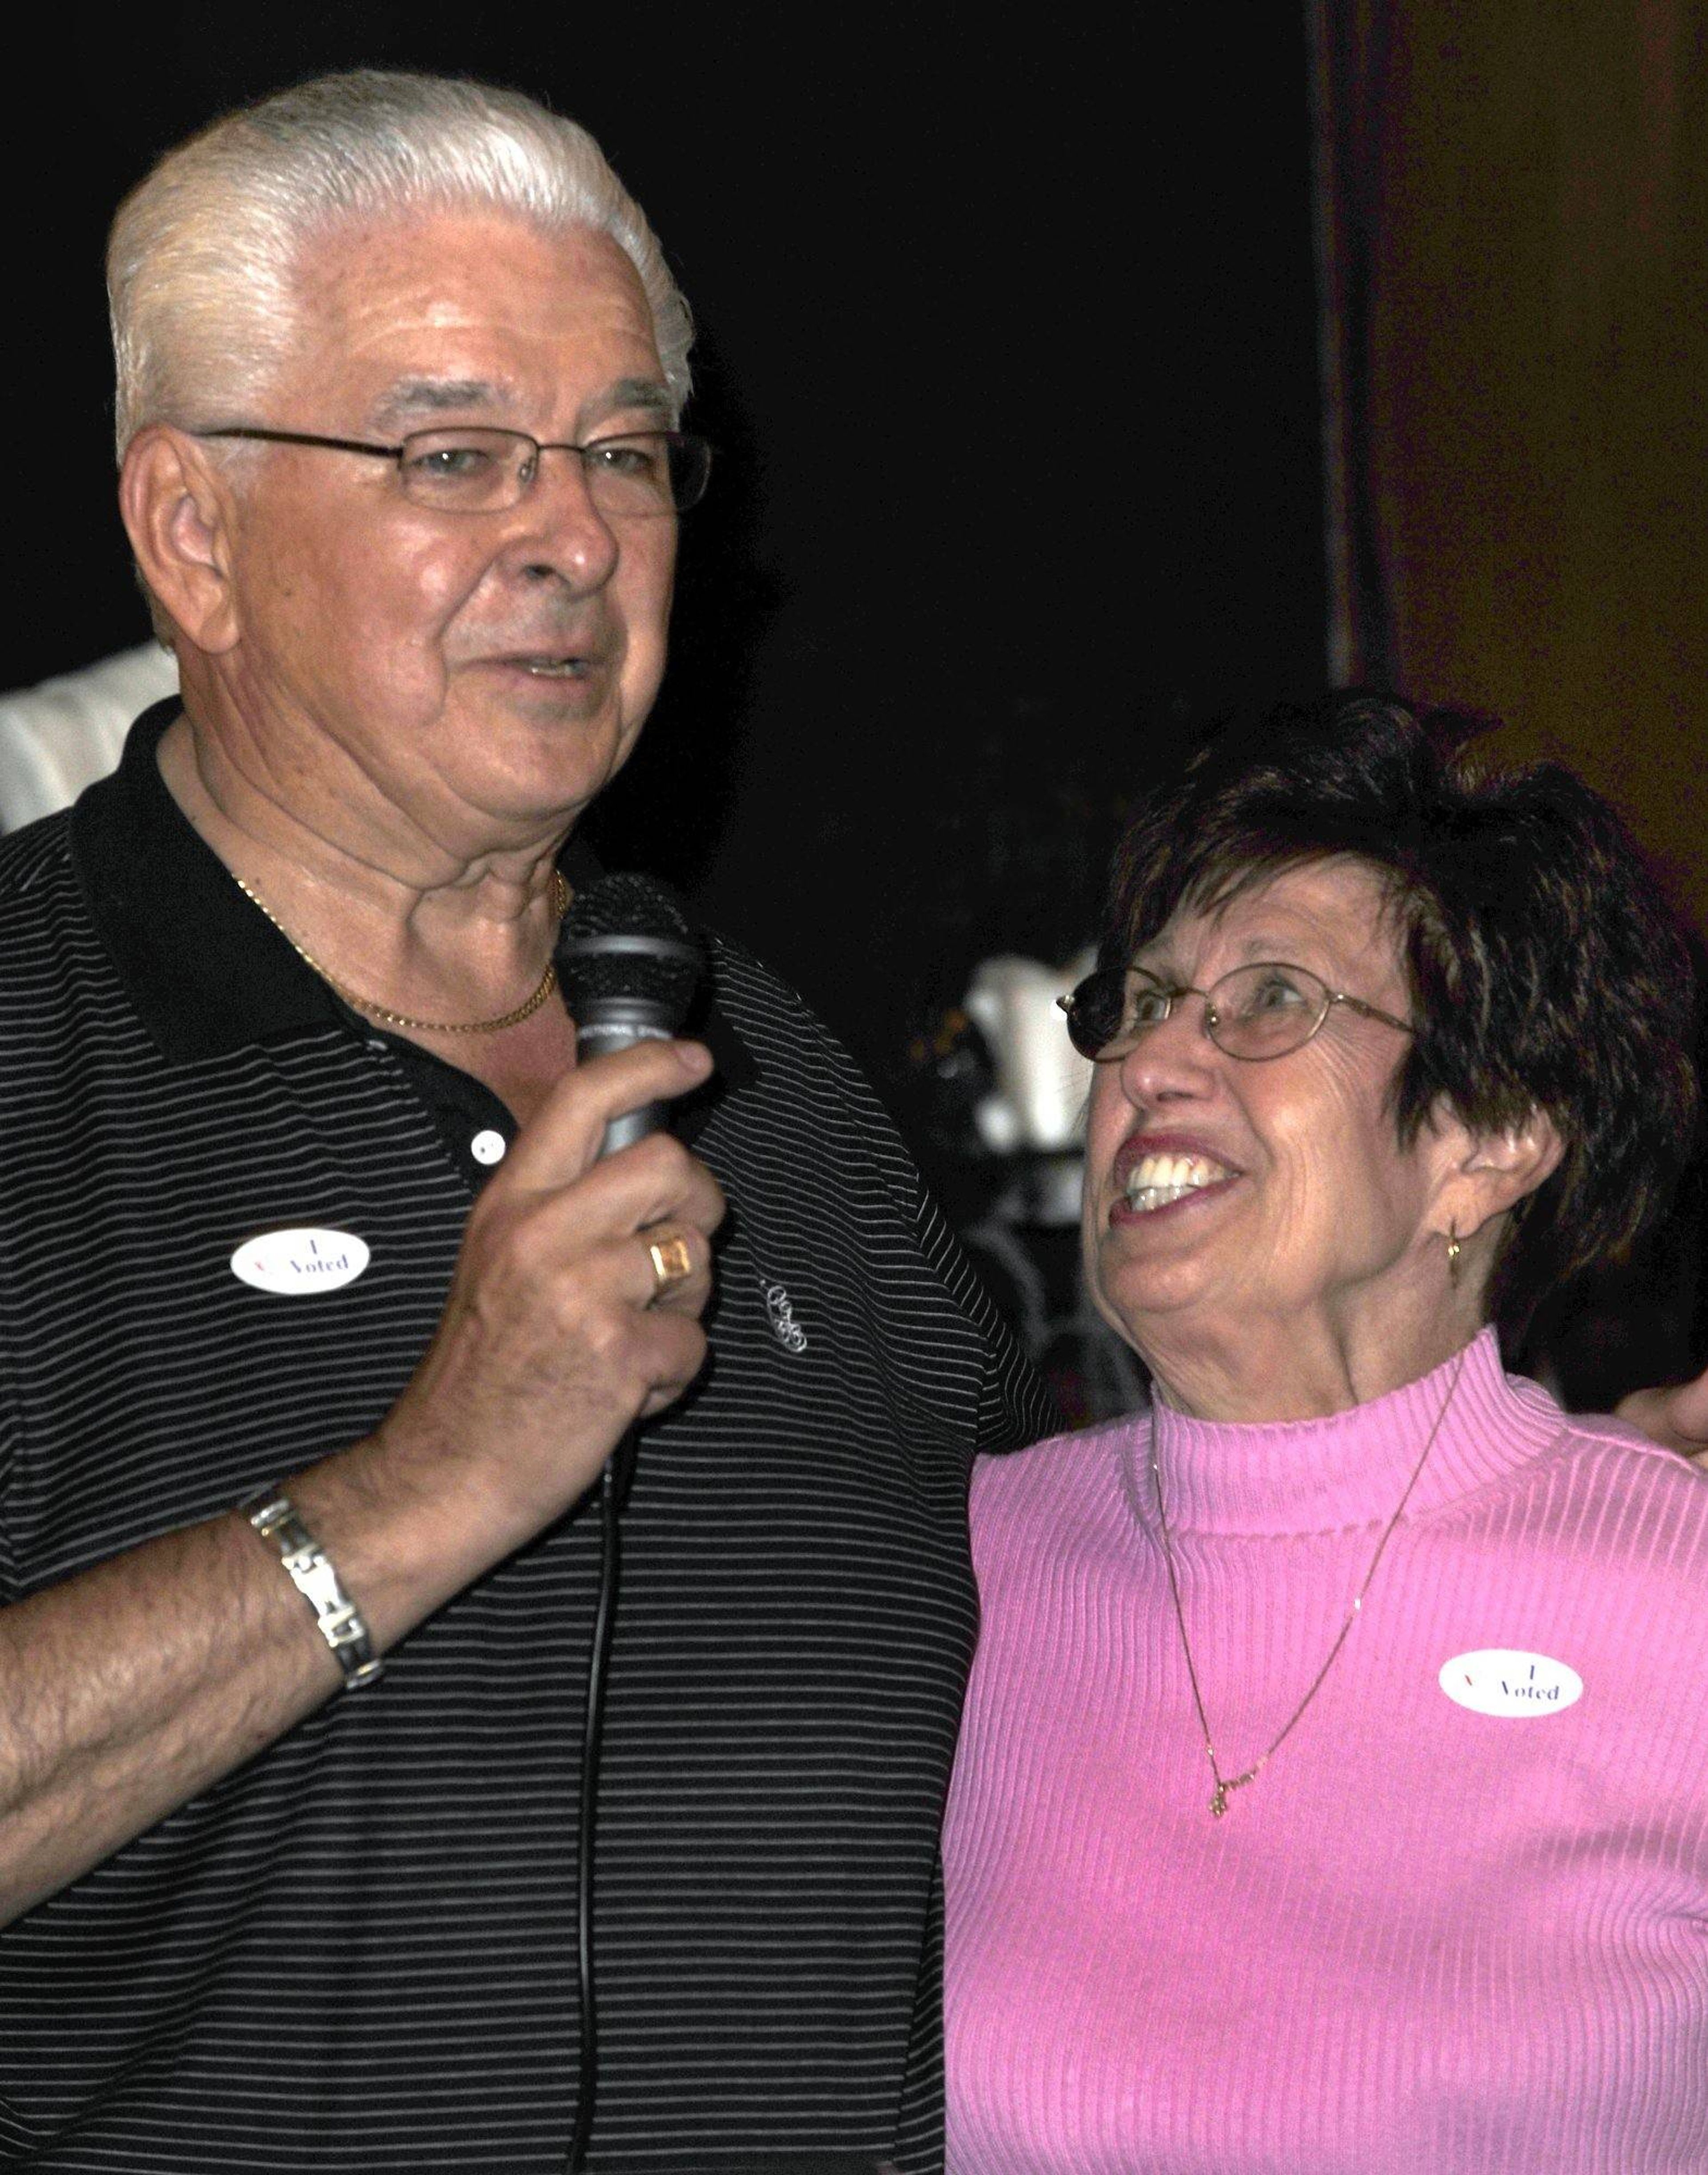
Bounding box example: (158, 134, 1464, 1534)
(556, 873, 703, 1025)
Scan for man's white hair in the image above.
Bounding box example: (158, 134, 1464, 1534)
(107, 70, 693, 458)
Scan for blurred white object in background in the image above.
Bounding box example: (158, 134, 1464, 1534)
(0, 643, 178, 831)
(957, 948, 1143, 1407)
(963, 948, 1095, 1158)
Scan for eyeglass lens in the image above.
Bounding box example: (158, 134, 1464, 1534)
(396, 428, 709, 515)
(1066, 964, 1333, 1061)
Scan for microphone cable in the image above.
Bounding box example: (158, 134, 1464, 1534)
(566, 1442, 625, 2174)
(556, 877, 702, 2173)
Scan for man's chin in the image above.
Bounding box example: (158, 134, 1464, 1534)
(451, 717, 649, 836)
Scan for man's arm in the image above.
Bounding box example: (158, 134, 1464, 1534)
(0, 1038, 722, 1925)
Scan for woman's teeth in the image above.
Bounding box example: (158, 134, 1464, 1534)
(520, 656, 587, 677)
(1125, 1152, 1230, 1213)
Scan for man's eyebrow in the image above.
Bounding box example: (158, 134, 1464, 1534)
(586, 376, 677, 426)
(371, 378, 511, 430)
(370, 375, 677, 435)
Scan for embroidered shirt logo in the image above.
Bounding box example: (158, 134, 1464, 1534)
(762, 1279, 809, 1353)
(1439, 1648, 1583, 1718)
(231, 1228, 371, 1296)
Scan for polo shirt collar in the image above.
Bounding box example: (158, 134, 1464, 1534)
(68, 701, 746, 1093)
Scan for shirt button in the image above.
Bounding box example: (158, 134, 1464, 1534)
(470, 1129, 508, 1166)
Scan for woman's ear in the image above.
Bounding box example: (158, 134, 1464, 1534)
(1436, 1106, 1565, 1244)
(119, 428, 243, 655)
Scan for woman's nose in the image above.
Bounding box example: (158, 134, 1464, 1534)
(1115, 994, 1221, 1102)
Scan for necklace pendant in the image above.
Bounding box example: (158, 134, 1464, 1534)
(1210, 1781, 1229, 1818)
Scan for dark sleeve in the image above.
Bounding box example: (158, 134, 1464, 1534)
(699, 925, 1062, 1455)
(911, 1174, 1062, 1455)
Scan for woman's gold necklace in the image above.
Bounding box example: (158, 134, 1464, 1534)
(231, 869, 571, 1036)
(1152, 1344, 1468, 1819)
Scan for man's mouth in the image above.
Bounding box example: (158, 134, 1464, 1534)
(510, 654, 592, 678)
(1124, 1151, 1234, 1214)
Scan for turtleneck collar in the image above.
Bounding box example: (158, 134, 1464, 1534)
(1138, 1328, 1569, 1537)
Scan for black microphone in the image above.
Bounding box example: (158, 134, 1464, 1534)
(556, 872, 704, 1155)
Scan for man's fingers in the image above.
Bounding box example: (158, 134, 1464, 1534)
(1617, 1369, 1708, 1459)
(635, 1310, 712, 1417)
(382, 1040, 725, 1546)
(1665, 1366, 1708, 1446)
(635, 1225, 712, 1316)
(500, 1038, 713, 1191)
(503, 1129, 725, 1265)
(642, 1228, 696, 1298)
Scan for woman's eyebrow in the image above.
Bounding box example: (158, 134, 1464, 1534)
(1134, 937, 1327, 978)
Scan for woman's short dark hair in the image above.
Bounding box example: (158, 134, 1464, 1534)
(1103, 694, 1700, 1334)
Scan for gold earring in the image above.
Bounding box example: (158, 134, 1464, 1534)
(1446, 1225, 1462, 1287)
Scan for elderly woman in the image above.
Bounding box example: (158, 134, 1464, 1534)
(943, 696, 1707, 2173)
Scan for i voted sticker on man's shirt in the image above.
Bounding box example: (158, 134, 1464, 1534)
(230, 1228, 371, 1295)
(1439, 1648, 1583, 1718)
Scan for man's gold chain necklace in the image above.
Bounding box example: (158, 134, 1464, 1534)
(1152, 1344, 1468, 1819)
(231, 869, 571, 1035)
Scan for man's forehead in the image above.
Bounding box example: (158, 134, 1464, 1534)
(283, 213, 671, 424)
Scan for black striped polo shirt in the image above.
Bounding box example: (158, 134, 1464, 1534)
(0, 707, 1054, 2172)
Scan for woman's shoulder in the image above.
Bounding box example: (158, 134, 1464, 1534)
(1470, 1371, 1708, 1602)
(1509, 1372, 1708, 1507)
(971, 1415, 1152, 1553)
(974, 1411, 1148, 1476)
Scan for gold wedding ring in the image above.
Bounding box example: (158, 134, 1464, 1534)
(646, 1232, 694, 1297)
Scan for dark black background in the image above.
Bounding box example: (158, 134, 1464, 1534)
(10, 11, 1701, 1407)
(4, 5, 1325, 1099)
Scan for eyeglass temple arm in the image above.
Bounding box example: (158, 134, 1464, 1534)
(1337, 993, 1415, 1036)
(196, 426, 397, 460)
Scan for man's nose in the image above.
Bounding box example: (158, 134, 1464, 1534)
(506, 448, 620, 588)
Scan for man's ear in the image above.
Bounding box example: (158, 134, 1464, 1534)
(119, 428, 243, 655)
(1436, 1106, 1565, 1244)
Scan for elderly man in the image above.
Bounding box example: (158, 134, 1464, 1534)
(0, 73, 1049, 2171)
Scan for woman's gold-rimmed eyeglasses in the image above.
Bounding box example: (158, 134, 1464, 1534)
(1059, 961, 1414, 1064)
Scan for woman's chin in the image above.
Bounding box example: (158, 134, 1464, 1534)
(1091, 1246, 1236, 1353)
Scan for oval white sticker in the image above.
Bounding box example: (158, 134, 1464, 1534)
(230, 1227, 370, 1296)
(1439, 1648, 1583, 1718)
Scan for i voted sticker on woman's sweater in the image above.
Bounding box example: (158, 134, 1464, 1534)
(1439, 1649, 1583, 1717)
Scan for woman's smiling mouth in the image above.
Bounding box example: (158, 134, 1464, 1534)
(1124, 1150, 1236, 1212)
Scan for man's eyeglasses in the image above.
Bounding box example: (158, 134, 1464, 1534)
(192, 424, 713, 518)
(1059, 961, 1415, 1064)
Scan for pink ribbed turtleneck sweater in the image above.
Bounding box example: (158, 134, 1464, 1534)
(943, 1330, 1708, 2173)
